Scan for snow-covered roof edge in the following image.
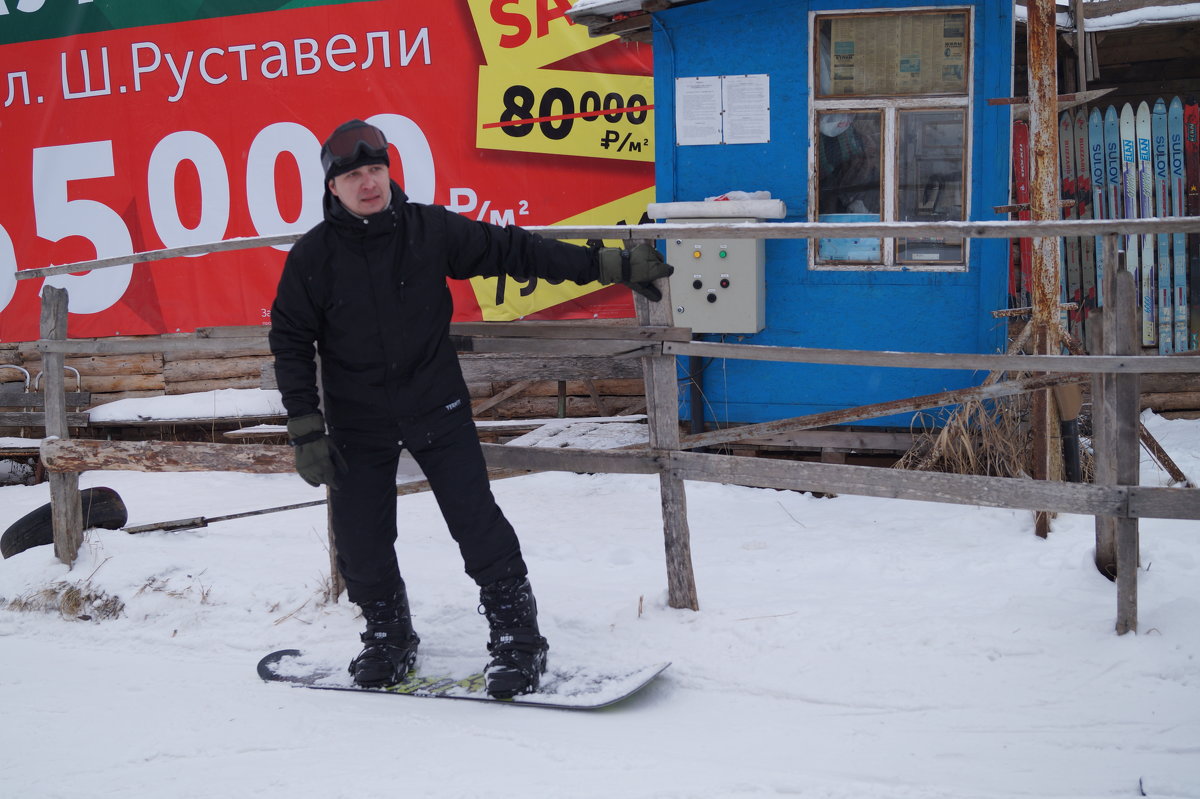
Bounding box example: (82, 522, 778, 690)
(1017, 0, 1200, 31)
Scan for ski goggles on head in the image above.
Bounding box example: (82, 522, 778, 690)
(320, 123, 389, 177)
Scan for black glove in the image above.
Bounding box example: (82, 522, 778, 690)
(287, 413, 346, 489)
(598, 243, 674, 301)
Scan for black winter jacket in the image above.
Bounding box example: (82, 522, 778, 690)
(269, 182, 602, 428)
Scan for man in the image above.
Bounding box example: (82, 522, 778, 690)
(268, 119, 672, 698)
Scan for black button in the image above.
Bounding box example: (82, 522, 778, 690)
(706, 293, 717, 303)
(692, 279, 703, 290)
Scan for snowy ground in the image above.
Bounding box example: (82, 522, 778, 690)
(1, 411, 1198, 799)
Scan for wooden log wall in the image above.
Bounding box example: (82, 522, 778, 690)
(0, 328, 649, 426)
(3, 316, 1198, 432)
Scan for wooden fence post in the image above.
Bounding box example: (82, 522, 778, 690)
(40, 287, 84, 565)
(635, 268, 699, 611)
(1093, 237, 1120, 578)
(1106, 266, 1140, 634)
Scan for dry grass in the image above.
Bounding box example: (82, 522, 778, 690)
(4, 581, 125, 620)
(895, 388, 1094, 481)
(895, 395, 1033, 478)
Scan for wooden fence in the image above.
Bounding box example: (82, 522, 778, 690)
(25, 217, 1200, 635)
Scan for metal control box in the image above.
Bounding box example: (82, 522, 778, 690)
(666, 218, 765, 334)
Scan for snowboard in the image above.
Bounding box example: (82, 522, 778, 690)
(257, 649, 670, 710)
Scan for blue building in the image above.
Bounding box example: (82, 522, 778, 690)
(572, 0, 1014, 432)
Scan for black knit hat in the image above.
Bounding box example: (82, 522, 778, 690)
(320, 119, 390, 182)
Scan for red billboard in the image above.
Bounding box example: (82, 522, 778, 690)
(0, 0, 654, 342)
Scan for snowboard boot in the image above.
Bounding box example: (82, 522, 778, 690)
(478, 576, 549, 699)
(349, 585, 420, 688)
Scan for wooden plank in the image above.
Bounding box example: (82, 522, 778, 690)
(165, 376, 262, 394)
(663, 339, 1200, 374)
(1093, 239, 1121, 578)
(466, 396, 645, 420)
(734, 429, 917, 452)
(461, 338, 659, 357)
(489, 378, 644, 397)
(41, 438, 295, 473)
(479, 442, 660, 475)
(0, 412, 91, 426)
(40, 287, 83, 566)
(18, 352, 162, 377)
(1111, 269, 1141, 635)
(39, 437, 661, 477)
(636, 275, 699, 611)
(1126, 487, 1200, 520)
(451, 321, 691, 342)
(37, 337, 274, 356)
(195, 325, 270, 339)
(679, 374, 1085, 451)
(87, 414, 284, 429)
(471, 380, 538, 415)
(1140, 391, 1200, 410)
(583, 379, 610, 417)
(17, 234, 304, 280)
(459, 354, 643, 382)
(668, 451, 1141, 517)
(0, 392, 91, 408)
(163, 356, 271, 383)
(163, 343, 273, 360)
(19, 219, 1200, 281)
(86, 390, 164, 406)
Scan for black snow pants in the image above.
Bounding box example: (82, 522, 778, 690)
(327, 399, 527, 604)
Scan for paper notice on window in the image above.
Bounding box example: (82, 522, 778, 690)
(676, 76, 723, 145)
(826, 13, 966, 96)
(721, 74, 770, 144)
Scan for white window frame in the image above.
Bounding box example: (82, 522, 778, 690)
(808, 7, 974, 272)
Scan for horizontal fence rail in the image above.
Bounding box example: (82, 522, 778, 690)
(36, 438, 1200, 522)
(14, 218, 1200, 280)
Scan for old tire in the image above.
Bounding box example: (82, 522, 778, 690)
(1, 486, 128, 559)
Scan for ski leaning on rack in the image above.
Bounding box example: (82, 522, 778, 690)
(1169, 97, 1188, 352)
(1152, 98, 1173, 353)
(1075, 107, 1097, 332)
(1089, 108, 1109, 310)
(1186, 98, 1200, 350)
(1102, 105, 1124, 309)
(1060, 111, 1082, 337)
(1120, 104, 1142, 332)
(1011, 120, 1032, 308)
(257, 649, 670, 710)
(1136, 101, 1157, 347)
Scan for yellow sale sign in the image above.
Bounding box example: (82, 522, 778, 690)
(476, 66, 654, 162)
(467, 0, 607, 68)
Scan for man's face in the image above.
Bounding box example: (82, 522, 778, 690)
(328, 163, 391, 216)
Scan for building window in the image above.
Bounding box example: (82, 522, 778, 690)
(811, 10, 971, 270)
